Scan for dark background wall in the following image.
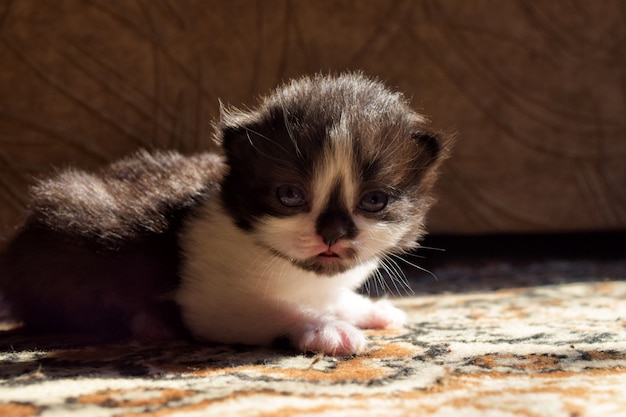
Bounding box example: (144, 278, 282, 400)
(1, 0, 625, 240)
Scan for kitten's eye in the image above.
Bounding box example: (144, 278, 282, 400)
(358, 191, 389, 212)
(276, 184, 307, 207)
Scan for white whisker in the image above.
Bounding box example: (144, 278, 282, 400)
(280, 101, 303, 160)
(381, 256, 414, 296)
(382, 258, 411, 296)
(389, 252, 438, 282)
(415, 245, 446, 252)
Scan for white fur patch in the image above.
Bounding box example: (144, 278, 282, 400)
(176, 199, 380, 351)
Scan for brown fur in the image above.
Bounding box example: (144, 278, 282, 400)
(0, 151, 226, 338)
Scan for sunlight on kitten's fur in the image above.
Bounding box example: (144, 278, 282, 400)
(177, 73, 449, 355)
(0, 73, 449, 356)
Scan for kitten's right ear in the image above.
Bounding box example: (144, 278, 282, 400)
(214, 103, 258, 157)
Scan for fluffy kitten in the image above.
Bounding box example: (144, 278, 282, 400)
(0, 73, 448, 355)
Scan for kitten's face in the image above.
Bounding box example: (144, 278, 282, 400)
(220, 74, 446, 276)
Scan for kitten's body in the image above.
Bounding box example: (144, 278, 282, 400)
(0, 74, 448, 355)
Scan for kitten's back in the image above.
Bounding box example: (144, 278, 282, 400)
(29, 150, 226, 244)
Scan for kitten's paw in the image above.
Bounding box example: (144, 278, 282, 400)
(359, 299, 407, 329)
(296, 320, 367, 356)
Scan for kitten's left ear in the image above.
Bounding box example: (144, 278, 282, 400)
(411, 130, 452, 166)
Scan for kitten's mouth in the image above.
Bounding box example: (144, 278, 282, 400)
(262, 243, 357, 275)
(318, 250, 340, 258)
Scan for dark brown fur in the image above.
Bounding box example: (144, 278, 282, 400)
(0, 151, 226, 339)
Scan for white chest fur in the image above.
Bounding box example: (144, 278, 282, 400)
(175, 198, 404, 354)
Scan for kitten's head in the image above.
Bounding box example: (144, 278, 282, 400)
(217, 73, 449, 276)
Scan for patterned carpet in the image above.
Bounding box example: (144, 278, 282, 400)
(0, 258, 625, 416)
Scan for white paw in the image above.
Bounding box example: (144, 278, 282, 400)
(359, 299, 407, 329)
(296, 320, 367, 356)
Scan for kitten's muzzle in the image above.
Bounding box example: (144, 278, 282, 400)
(316, 210, 357, 246)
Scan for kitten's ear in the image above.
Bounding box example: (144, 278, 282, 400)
(219, 124, 251, 160)
(411, 130, 452, 166)
(214, 104, 259, 157)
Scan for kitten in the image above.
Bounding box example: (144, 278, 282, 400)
(0, 73, 448, 355)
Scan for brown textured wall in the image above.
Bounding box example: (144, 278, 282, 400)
(1, 1, 625, 238)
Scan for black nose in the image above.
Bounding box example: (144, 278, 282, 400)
(316, 210, 357, 246)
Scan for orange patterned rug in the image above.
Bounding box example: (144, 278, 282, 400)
(0, 260, 625, 416)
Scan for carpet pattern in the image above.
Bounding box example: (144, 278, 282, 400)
(0, 260, 625, 416)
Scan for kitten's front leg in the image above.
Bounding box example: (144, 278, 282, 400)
(331, 290, 407, 330)
(291, 292, 407, 355)
(270, 304, 369, 355)
(179, 292, 368, 355)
